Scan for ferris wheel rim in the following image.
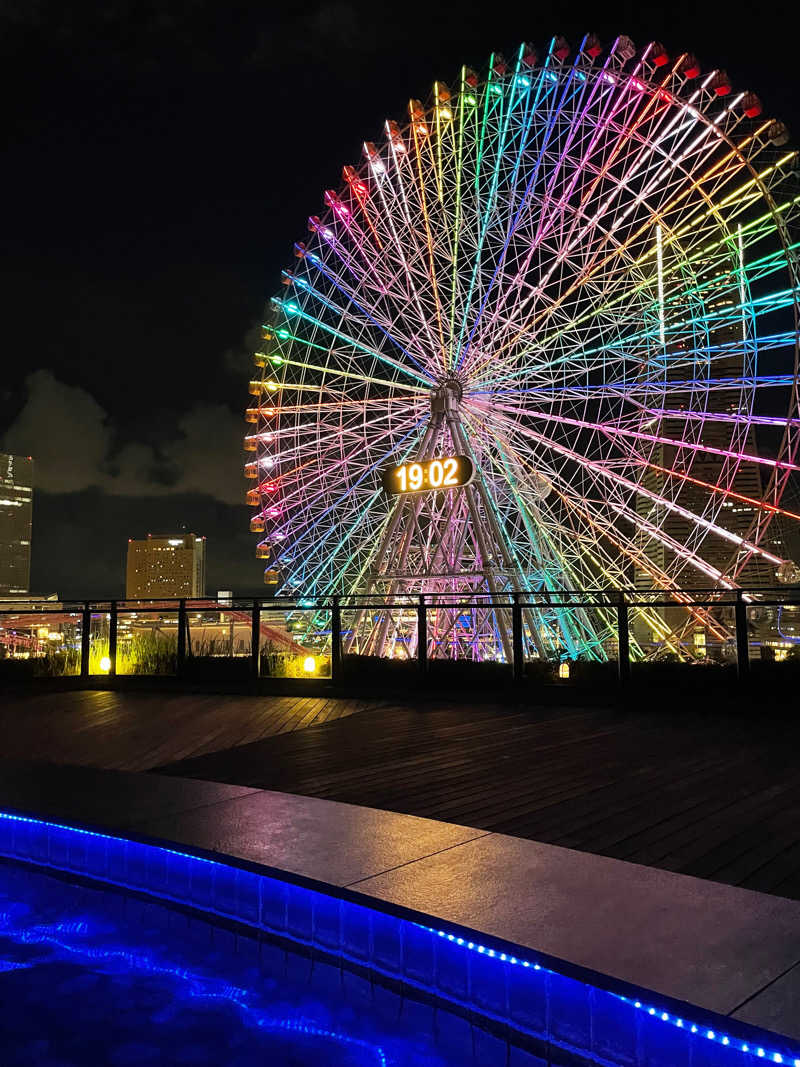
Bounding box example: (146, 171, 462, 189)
(246, 33, 800, 658)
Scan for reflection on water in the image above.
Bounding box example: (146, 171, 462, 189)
(0, 861, 516, 1067)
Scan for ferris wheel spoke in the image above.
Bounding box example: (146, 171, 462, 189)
(455, 45, 586, 370)
(488, 404, 786, 570)
(636, 406, 800, 431)
(495, 195, 799, 373)
(302, 222, 412, 315)
(481, 73, 686, 355)
(272, 418, 426, 555)
(481, 415, 732, 643)
(409, 102, 450, 368)
(550, 480, 731, 641)
(493, 286, 797, 386)
(449, 48, 561, 369)
(491, 119, 781, 362)
(467, 415, 622, 641)
(640, 460, 800, 524)
(274, 418, 424, 503)
(443, 65, 476, 361)
(483, 398, 800, 475)
(339, 169, 386, 253)
(295, 251, 435, 369)
(524, 142, 784, 343)
(313, 191, 385, 282)
(461, 64, 633, 377)
(366, 136, 451, 373)
(272, 298, 432, 386)
(467, 373, 796, 409)
(255, 408, 424, 499)
(456, 47, 595, 368)
(258, 344, 429, 395)
(301, 511, 395, 597)
(282, 269, 434, 377)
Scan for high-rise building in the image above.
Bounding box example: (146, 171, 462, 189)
(125, 534, 206, 599)
(633, 250, 774, 595)
(0, 453, 33, 596)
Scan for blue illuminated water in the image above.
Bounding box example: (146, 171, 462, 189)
(0, 860, 515, 1067)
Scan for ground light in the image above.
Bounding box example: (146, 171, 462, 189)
(303, 656, 316, 673)
(99, 656, 111, 673)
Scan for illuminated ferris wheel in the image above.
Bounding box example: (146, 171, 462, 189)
(245, 34, 800, 662)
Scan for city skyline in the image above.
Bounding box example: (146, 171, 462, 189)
(2, 2, 799, 596)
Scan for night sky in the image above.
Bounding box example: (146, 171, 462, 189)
(2, 0, 798, 597)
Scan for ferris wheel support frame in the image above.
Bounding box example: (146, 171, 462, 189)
(345, 378, 553, 663)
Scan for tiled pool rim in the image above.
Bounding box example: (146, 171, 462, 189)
(0, 808, 797, 1067)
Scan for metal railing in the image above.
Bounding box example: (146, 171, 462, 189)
(1, 587, 799, 685)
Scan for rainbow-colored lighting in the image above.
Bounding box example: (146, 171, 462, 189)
(244, 32, 800, 664)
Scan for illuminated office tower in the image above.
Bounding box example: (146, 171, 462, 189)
(125, 534, 206, 599)
(0, 453, 33, 596)
(634, 262, 774, 594)
(631, 239, 777, 650)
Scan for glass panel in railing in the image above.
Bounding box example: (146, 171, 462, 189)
(0, 610, 83, 678)
(259, 603, 332, 679)
(183, 605, 253, 680)
(89, 609, 112, 675)
(116, 610, 178, 675)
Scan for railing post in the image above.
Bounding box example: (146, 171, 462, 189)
(417, 594, 428, 676)
(735, 590, 750, 681)
(512, 592, 524, 683)
(80, 601, 91, 678)
(331, 596, 342, 684)
(177, 599, 187, 674)
(108, 601, 118, 677)
(616, 590, 631, 685)
(251, 600, 261, 679)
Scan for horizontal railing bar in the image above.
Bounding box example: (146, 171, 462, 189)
(2, 594, 800, 615)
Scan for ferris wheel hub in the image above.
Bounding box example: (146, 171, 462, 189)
(431, 376, 464, 415)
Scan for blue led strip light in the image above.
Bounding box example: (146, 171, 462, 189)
(1, 810, 797, 1065)
(419, 926, 799, 1065)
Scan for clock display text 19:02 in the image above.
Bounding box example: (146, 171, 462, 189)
(383, 455, 475, 495)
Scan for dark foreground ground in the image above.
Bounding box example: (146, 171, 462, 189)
(4, 689, 800, 900)
(156, 698, 800, 901)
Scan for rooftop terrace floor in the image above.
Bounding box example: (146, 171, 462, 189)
(4, 688, 800, 903)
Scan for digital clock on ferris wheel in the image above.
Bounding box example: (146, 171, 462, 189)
(383, 455, 475, 495)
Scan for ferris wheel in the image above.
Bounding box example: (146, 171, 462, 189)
(245, 33, 800, 662)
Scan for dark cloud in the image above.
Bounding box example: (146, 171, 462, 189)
(3, 370, 245, 506)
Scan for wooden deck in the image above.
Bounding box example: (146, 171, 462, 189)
(0, 690, 381, 772)
(4, 689, 800, 900)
